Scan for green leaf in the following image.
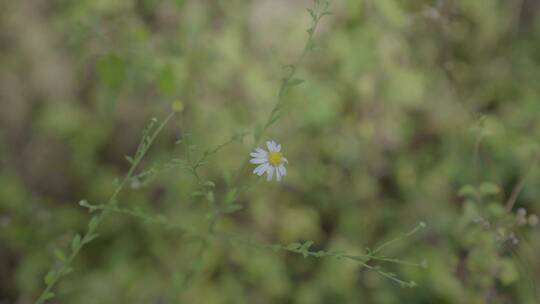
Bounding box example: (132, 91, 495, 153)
(301, 241, 314, 249)
(458, 185, 478, 198)
(42, 292, 55, 301)
(84, 233, 99, 244)
(499, 259, 519, 285)
(71, 234, 81, 252)
(224, 188, 237, 205)
(223, 204, 243, 214)
(44, 270, 56, 285)
(307, 8, 316, 19)
(88, 216, 100, 230)
(62, 267, 74, 276)
(206, 191, 214, 203)
(488, 203, 505, 217)
(267, 111, 282, 127)
(254, 124, 263, 142)
(314, 250, 327, 257)
(286, 243, 302, 250)
(299, 241, 314, 258)
(191, 191, 204, 197)
(53, 249, 67, 262)
(157, 64, 176, 96)
(97, 53, 126, 91)
(203, 181, 215, 188)
(223, 171, 233, 186)
(125, 155, 134, 165)
(479, 182, 500, 196)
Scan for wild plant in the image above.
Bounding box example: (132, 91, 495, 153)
(453, 116, 540, 301)
(35, 1, 427, 303)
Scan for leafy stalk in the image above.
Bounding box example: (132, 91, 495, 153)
(35, 113, 175, 304)
(79, 201, 427, 289)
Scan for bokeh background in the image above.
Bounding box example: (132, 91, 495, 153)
(1, 0, 540, 303)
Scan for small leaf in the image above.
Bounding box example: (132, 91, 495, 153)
(254, 124, 263, 142)
(88, 216, 100, 230)
(479, 182, 500, 196)
(300, 241, 313, 258)
(301, 241, 314, 249)
(62, 267, 74, 276)
(314, 250, 326, 257)
(157, 64, 176, 96)
(44, 270, 56, 285)
(286, 243, 302, 250)
(84, 233, 99, 244)
(223, 204, 243, 214)
(488, 203, 505, 217)
(79, 199, 91, 209)
(499, 259, 519, 285)
(42, 292, 55, 301)
(97, 53, 126, 91)
(54, 249, 67, 262)
(125, 155, 134, 164)
(307, 8, 315, 18)
(223, 171, 233, 186)
(206, 191, 214, 203)
(267, 111, 282, 127)
(224, 188, 237, 205)
(191, 191, 204, 197)
(71, 234, 81, 252)
(405, 281, 417, 288)
(203, 181, 215, 188)
(458, 185, 478, 198)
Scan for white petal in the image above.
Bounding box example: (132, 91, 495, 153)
(278, 165, 286, 176)
(282, 157, 288, 164)
(266, 166, 274, 181)
(271, 140, 278, 151)
(250, 151, 266, 158)
(266, 141, 275, 152)
(250, 157, 267, 164)
(254, 163, 268, 176)
(275, 167, 282, 181)
(275, 143, 281, 152)
(256, 147, 266, 154)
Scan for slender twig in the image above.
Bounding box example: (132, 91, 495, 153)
(177, 3, 332, 296)
(35, 113, 174, 304)
(505, 153, 540, 212)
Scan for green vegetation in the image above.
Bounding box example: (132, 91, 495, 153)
(1, 0, 540, 303)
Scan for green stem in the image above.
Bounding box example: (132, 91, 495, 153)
(35, 113, 174, 304)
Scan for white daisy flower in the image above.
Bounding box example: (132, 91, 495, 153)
(250, 140, 288, 182)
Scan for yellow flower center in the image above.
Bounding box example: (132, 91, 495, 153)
(268, 152, 282, 166)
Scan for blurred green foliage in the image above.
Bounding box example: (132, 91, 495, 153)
(1, 0, 540, 303)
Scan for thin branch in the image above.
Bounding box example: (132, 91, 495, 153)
(505, 153, 540, 212)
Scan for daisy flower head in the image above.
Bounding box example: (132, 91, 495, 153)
(250, 140, 288, 182)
